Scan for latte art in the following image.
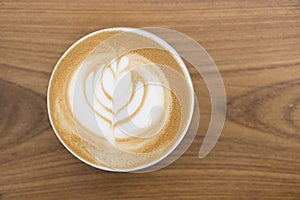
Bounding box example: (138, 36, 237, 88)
(70, 53, 172, 152)
(48, 28, 194, 171)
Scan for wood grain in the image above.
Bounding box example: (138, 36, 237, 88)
(1, 0, 300, 199)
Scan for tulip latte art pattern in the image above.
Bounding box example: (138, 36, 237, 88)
(70, 53, 172, 153)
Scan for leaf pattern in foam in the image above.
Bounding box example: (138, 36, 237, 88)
(96, 55, 140, 125)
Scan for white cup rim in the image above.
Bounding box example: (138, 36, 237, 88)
(47, 27, 195, 172)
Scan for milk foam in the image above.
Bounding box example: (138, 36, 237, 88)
(69, 53, 171, 152)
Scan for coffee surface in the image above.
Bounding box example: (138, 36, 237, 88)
(48, 29, 193, 170)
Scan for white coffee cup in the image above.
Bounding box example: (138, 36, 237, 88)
(47, 27, 194, 172)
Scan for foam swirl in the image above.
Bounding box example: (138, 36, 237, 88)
(69, 53, 172, 153)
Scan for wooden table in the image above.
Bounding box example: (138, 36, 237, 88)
(1, 0, 300, 199)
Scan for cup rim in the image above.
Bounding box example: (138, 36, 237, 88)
(47, 27, 195, 172)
